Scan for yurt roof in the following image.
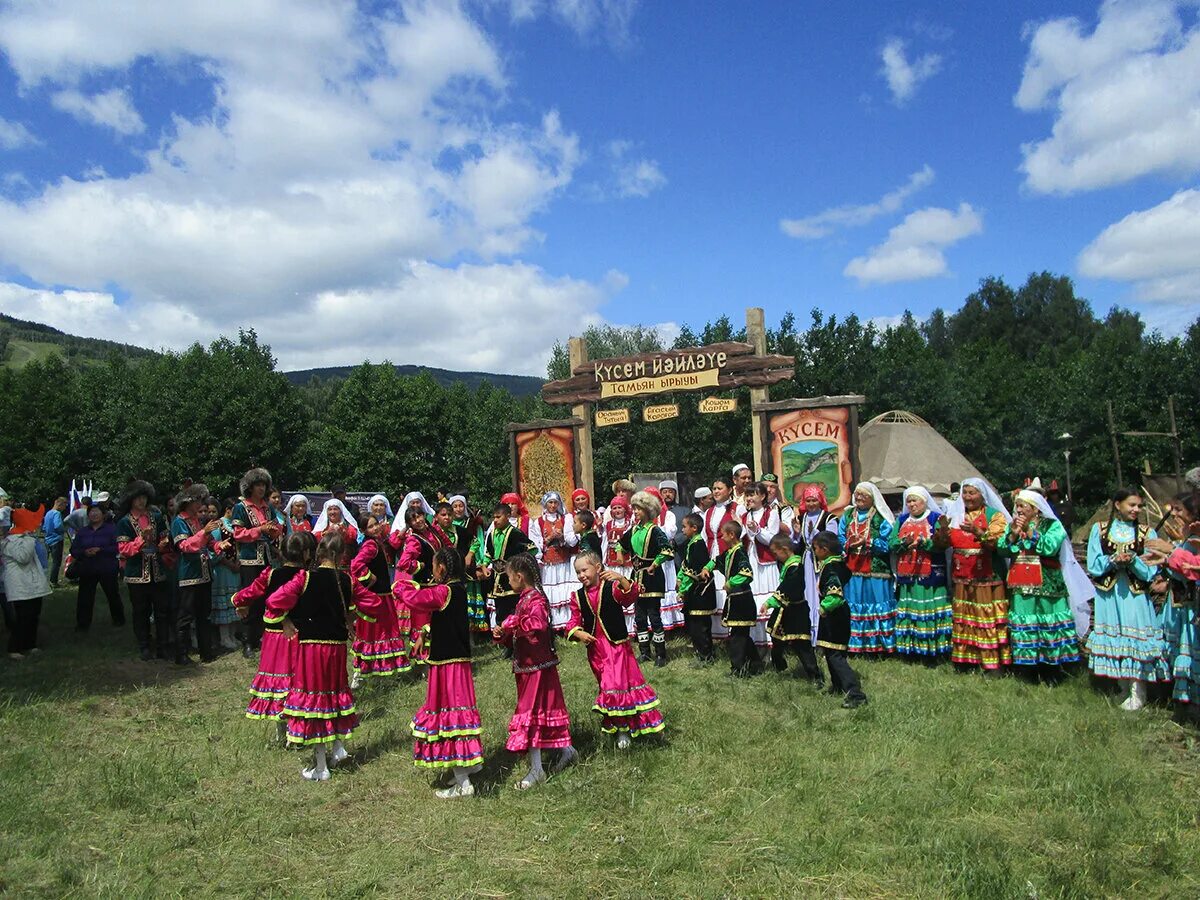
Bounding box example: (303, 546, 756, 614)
(859, 410, 983, 495)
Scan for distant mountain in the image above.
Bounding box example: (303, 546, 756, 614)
(0, 312, 158, 369)
(283, 364, 545, 397)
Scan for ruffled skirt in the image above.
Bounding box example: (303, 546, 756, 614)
(412, 661, 485, 768)
(660, 561, 684, 630)
(950, 580, 1011, 669)
(351, 594, 411, 676)
(1088, 584, 1168, 683)
(282, 642, 358, 746)
(245, 629, 297, 720)
(1162, 600, 1199, 703)
(895, 583, 952, 658)
(587, 636, 664, 737)
(847, 574, 896, 654)
(505, 665, 573, 751)
(466, 580, 489, 632)
(542, 560, 580, 631)
(1009, 591, 1080, 667)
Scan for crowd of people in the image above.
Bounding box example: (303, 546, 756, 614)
(2, 461, 1199, 794)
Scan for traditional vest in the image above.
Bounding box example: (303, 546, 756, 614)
(428, 581, 472, 664)
(232, 499, 275, 567)
(896, 514, 935, 578)
(841, 509, 890, 577)
(363, 537, 393, 592)
(265, 565, 306, 633)
(1006, 521, 1062, 589)
(604, 518, 632, 568)
(574, 579, 629, 643)
(172, 515, 212, 587)
(117, 510, 168, 584)
(949, 507, 1000, 582)
(742, 506, 776, 564)
(704, 502, 736, 555)
(288, 569, 353, 642)
(407, 530, 441, 585)
(1091, 520, 1151, 594)
(577, 530, 602, 557)
(538, 515, 571, 566)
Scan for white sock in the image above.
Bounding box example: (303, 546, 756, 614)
(453, 766, 471, 789)
(313, 747, 328, 776)
(331, 739, 347, 763)
(275, 720, 287, 742)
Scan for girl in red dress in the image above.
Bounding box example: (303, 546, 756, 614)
(567, 550, 665, 749)
(493, 554, 576, 789)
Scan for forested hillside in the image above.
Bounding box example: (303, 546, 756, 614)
(1, 273, 1195, 508)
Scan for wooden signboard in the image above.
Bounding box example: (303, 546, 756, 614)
(596, 409, 631, 427)
(643, 403, 680, 423)
(699, 397, 738, 414)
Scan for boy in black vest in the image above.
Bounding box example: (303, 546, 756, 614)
(811, 531, 868, 709)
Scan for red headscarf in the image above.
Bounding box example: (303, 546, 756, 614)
(801, 484, 827, 511)
(608, 495, 630, 517)
(10, 505, 45, 535)
(571, 488, 591, 511)
(500, 492, 528, 518)
(644, 486, 668, 526)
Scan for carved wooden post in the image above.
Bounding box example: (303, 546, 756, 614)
(747, 307, 770, 476)
(569, 336, 595, 501)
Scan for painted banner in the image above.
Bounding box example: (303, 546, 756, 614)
(643, 403, 680, 422)
(768, 406, 854, 511)
(596, 409, 631, 427)
(514, 425, 577, 517)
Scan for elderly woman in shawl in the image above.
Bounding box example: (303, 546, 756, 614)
(529, 490, 579, 631)
(945, 477, 1012, 673)
(837, 482, 896, 655)
(314, 498, 358, 566)
(998, 488, 1091, 684)
(888, 486, 952, 661)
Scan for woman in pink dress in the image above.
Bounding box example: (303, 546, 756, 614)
(348, 513, 411, 688)
(394, 547, 484, 799)
(567, 550, 665, 750)
(493, 554, 577, 789)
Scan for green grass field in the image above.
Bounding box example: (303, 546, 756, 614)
(2, 588, 1199, 898)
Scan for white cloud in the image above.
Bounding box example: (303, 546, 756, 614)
(1015, 0, 1200, 194)
(506, 0, 640, 44)
(880, 37, 941, 105)
(602, 139, 665, 199)
(0, 116, 37, 149)
(0, 0, 645, 375)
(1078, 188, 1200, 308)
(781, 165, 934, 239)
(51, 87, 145, 135)
(844, 203, 982, 284)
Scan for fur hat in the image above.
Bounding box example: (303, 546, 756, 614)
(174, 483, 210, 512)
(239, 467, 273, 497)
(119, 480, 157, 517)
(630, 490, 661, 521)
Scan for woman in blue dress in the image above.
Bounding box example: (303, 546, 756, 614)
(1087, 488, 1167, 711)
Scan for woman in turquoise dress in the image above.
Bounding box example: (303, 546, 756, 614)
(1152, 495, 1200, 709)
(208, 497, 241, 651)
(837, 481, 896, 655)
(1087, 488, 1167, 711)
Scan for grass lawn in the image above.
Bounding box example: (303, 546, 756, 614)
(2, 587, 1199, 898)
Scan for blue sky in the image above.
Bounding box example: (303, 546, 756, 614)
(0, 0, 1197, 375)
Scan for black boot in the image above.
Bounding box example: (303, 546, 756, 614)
(653, 632, 668, 667)
(638, 634, 652, 662)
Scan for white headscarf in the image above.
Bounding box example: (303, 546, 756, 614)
(390, 491, 434, 534)
(366, 493, 394, 521)
(448, 494, 467, 508)
(540, 491, 564, 519)
(902, 485, 943, 518)
(286, 494, 312, 519)
(853, 481, 895, 525)
(314, 498, 354, 533)
(1015, 489, 1095, 639)
(946, 477, 1012, 527)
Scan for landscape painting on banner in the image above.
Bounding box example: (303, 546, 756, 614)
(515, 425, 577, 516)
(769, 407, 854, 512)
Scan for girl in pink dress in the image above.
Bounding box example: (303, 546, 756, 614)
(493, 554, 577, 789)
(232, 531, 316, 740)
(567, 550, 665, 750)
(348, 514, 411, 688)
(263, 532, 386, 782)
(394, 547, 485, 799)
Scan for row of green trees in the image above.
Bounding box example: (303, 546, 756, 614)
(1, 272, 1195, 510)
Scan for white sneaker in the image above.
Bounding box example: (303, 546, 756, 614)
(329, 745, 349, 766)
(301, 766, 330, 782)
(616, 734, 631, 750)
(551, 746, 578, 773)
(1122, 681, 1147, 711)
(435, 782, 475, 799)
(350, 672, 363, 690)
(515, 770, 546, 791)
